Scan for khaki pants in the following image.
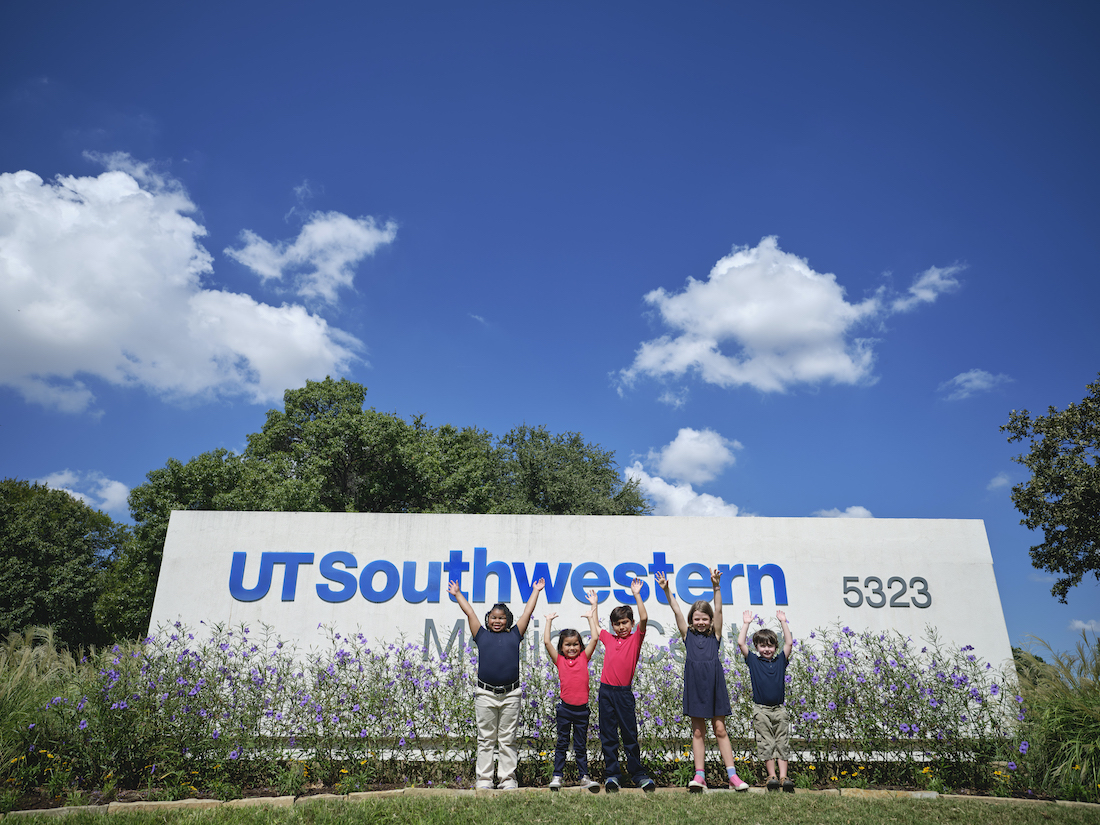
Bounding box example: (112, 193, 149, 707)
(752, 703, 791, 761)
(475, 686, 521, 784)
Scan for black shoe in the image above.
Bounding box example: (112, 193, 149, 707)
(640, 778, 656, 793)
(767, 778, 781, 792)
(782, 779, 795, 793)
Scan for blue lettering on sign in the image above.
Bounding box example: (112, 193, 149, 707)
(227, 548, 788, 607)
(613, 562, 649, 603)
(229, 552, 315, 601)
(360, 560, 400, 603)
(316, 551, 358, 603)
(676, 563, 712, 600)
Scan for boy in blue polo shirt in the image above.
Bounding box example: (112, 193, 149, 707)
(737, 608, 794, 792)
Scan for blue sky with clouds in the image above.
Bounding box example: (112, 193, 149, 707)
(2, 2, 1097, 650)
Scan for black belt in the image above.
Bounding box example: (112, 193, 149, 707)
(477, 679, 520, 694)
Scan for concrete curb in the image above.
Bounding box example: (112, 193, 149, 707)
(840, 788, 938, 800)
(224, 796, 296, 808)
(108, 799, 223, 814)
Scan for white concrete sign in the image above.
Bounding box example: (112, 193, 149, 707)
(149, 512, 1013, 666)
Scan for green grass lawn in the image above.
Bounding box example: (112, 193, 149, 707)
(8, 793, 1097, 825)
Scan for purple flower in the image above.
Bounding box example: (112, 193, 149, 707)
(79, 720, 88, 730)
(1007, 761, 1017, 771)
(1019, 741, 1029, 754)
(990, 684, 999, 696)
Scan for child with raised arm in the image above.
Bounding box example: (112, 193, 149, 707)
(655, 568, 750, 792)
(737, 608, 794, 792)
(542, 597, 601, 792)
(591, 578, 655, 793)
(448, 577, 545, 790)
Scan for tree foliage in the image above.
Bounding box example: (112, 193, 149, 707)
(0, 479, 130, 648)
(107, 377, 649, 639)
(1002, 373, 1100, 602)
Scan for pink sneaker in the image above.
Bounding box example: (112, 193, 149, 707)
(729, 775, 749, 792)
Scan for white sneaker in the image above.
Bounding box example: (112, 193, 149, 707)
(580, 775, 600, 793)
(498, 778, 519, 791)
(548, 775, 563, 790)
(475, 780, 494, 791)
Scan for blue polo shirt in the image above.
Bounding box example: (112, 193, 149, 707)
(473, 625, 521, 686)
(745, 650, 788, 706)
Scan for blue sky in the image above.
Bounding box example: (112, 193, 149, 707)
(2, 2, 1097, 651)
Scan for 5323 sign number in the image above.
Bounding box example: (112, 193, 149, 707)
(843, 576, 931, 609)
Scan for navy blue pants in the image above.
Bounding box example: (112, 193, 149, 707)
(597, 683, 648, 783)
(553, 701, 590, 776)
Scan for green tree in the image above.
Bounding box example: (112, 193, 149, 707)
(1002, 373, 1100, 602)
(493, 424, 649, 515)
(0, 479, 129, 648)
(111, 377, 643, 640)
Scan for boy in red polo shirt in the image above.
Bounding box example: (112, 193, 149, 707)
(591, 579, 654, 793)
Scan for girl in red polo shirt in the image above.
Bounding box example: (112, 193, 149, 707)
(542, 598, 601, 792)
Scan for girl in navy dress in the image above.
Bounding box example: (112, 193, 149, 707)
(656, 568, 749, 793)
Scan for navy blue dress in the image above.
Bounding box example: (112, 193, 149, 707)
(683, 629, 732, 717)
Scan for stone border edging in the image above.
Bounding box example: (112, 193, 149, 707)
(1, 786, 1095, 817)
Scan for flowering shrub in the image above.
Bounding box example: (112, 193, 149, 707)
(2, 619, 1055, 801)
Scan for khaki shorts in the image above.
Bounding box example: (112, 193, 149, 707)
(752, 703, 791, 760)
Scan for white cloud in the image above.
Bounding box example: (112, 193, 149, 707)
(0, 155, 364, 413)
(626, 462, 740, 517)
(987, 472, 1011, 491)
(647, 427, 741, 486)
(890, 265, 962, 313)
(618, 236, 964, 396)
(657, 389, 688, 409)
(38, 469, 130, 516)
(225, 211, 396, 305)
(1070, 619, 1099, 633)
(812, 505, 874, 518)
(939, 369, 1013, 401)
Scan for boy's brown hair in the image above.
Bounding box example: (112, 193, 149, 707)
(609, 604, 634, 624)
(752, 627, 778, 649)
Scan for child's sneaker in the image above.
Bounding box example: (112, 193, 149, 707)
(604, 778, 620, 793)
(729, 775, 749, 792)
(497, 778, 518, 791)
(580, 775, 600, 793)
(474, 780, 494, 791)
(766, 778, 781, 792)
(782, 778, 795, 793)
(548, 775, 562, 791)
(639, 778, 656, 793)
(688, 777, 706, 793)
